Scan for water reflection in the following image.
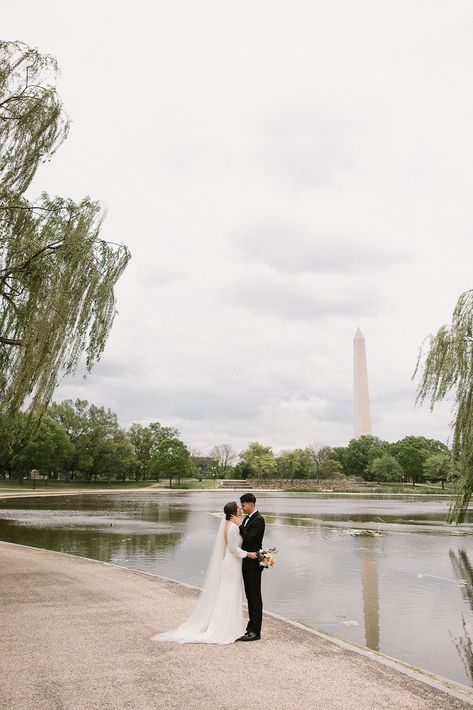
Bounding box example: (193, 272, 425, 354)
(357, 536, 380, 651)
(0, 493, 190, 564)
(450, 549, 473, 682)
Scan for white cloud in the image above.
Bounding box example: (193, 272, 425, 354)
(234, 222, 411, 275)
(4, 0, 473, 452)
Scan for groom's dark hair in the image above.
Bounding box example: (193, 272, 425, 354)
(240, 492, 256, 504)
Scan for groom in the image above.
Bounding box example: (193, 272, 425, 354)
(231, 492, 265, 641)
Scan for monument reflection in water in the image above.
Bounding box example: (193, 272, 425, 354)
(1, 491, 473, 687)
(357, 535, 380, 651)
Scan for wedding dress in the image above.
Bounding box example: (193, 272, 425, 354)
(152, 518, 246, 645)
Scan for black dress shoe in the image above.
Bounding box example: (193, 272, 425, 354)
(236, 633, 251, 641)
(240, 632, 260, 641)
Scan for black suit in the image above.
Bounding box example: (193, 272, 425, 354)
(239, 511, 265, 635)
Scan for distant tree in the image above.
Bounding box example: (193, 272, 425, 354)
(331, 446, 347, 470)
(25, 416, 73, 478)
(125, 421, 182, 481)
(391, 441, 427, 486)
(209, 444, 238, 478)
(233, 461, 253, 480)
(423, 452, 452, 490)
(189, 452, 213, 480)
(320, 459, 343, 478)
(0, 411, 71, 480)
(0, 41, 129, 417)
(148, 421, 180, 443)
(308, 445, 333, 480)
(277, 448, 313, 480)
(127, 423, 155, 480)
(343, 436, 389, 479)
(240, 442, 277, 479)
(368, 455, 403, 483)
(49, 399, 91, 479)
(390, 436, 446, 486)
(93, 431, 138, 484)
(151, 434, 191, 487)
(277, 450, 297, 481)
(48, 399, 125, 481)
(296, 448, 314, 478)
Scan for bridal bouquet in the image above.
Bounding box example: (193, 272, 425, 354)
(256, 547, 277, 568)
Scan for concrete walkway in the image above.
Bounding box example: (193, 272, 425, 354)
(1, 541, 472, 710)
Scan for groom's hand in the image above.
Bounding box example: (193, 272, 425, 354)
(229, 515, 241, 526)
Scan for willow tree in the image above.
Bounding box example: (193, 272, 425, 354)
(0, 41, 130, 416)
(416, 289, 473, 523)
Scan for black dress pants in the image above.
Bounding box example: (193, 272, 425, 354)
(243, 566, 263, 635)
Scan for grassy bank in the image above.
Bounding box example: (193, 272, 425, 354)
(0, 480, 156, 492)
(283, 485, 454, 495)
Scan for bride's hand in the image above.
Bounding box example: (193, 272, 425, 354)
(247, 552, 257, 559)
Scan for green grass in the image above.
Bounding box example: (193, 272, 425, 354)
(283, 485, 454, 495)
(0, 480, 156, 492)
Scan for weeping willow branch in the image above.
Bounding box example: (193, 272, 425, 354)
(0, 193, 130, 415)
(415, 289, 473, 523)
(0, 41, 130, 417)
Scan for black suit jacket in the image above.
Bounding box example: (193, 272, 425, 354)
(239, 511, 265, 570)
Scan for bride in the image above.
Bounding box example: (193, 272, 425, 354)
(152, 501, 257, 645)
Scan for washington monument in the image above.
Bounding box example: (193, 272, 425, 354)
(353, 328, 372, 437)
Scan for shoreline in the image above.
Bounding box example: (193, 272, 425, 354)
(1, 540, 472, 709)
(0, 487, 457, 500)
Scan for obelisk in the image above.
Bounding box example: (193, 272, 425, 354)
(353, 328, 372, 437)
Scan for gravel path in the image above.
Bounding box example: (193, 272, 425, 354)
(1, 541, 472, 710)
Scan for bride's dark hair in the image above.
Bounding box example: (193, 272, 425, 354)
(224, 501, 238, 520)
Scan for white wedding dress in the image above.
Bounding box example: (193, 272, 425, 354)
(152, 518, 246, 645)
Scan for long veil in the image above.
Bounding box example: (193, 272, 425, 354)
(152, 515, 226, 642)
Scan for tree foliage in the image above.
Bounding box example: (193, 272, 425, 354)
(209, 444, 238, 478)
(389, 436, 446, 485)
(415, 289, 473, 521)
(48, 398, 138, 482)
(127, 423, 155, 480)
(0, 410, 72, 479)
(423, 452, 453, 490)
(308, 444, 333, 480)
(240, 442, 277, 479)
(151, 431, 191, 486)
(276, 448, 313, 479)
(368, 454, 403, 482)
(319, 459, 343, 478)
(342, 435, 388, 479)
(0, 41, 130, 416)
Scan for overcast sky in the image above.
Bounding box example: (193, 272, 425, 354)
(4, 2, 473, 453)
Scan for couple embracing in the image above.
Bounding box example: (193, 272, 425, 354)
(154, 493, 265, 645)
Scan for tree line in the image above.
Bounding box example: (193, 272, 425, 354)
(0, 400, 189, 486)
(231, 436, 454, 487)
(0, 399, 454, 488)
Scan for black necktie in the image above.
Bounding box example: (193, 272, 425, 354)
(243, 515, 250, 526)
